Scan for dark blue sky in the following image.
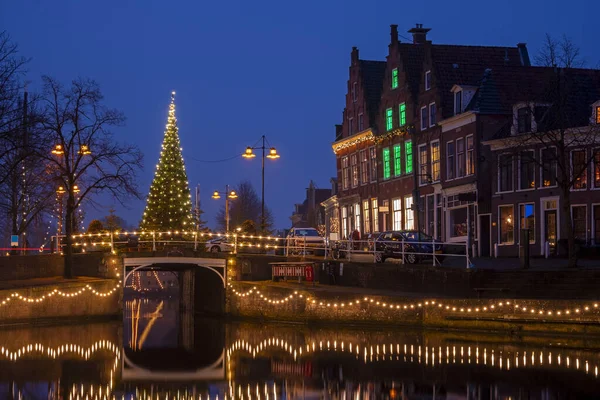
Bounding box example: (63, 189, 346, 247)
(1, 0, 597, 230)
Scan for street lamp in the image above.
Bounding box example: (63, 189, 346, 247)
(242, 135, 280, 232)
(212, 185, 238, 232)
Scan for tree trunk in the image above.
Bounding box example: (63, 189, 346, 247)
(64, 193, 75, 279)
(562, 186, 578, 268)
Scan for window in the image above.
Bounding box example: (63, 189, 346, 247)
(341, 156, 349, 190)
(517, 107, 531, 133)
(382, 148, 391, 180)
(369, 147, 377, 182)
(454, 91, 462, 115)
(359, 150, 368, 184)
(404, 196, 414, 230)
(399, 103, 406, 126)
(572, 149, 587, 190)
(596, 106, 600, 124)
(519, 203, 535, 243)
(354, 203, 361, 233)
(391, 68, 399, 89)
(358, 113, 364, 131)
(393, 144, 402, 176)
(351, 154, 358, 187)
(449, 207, 468, 238)
(595, 149, 600, 188)
(421, 106, 428, 131)
(498, 154, 513, 192)
(426, 195, 435, 236)
(352, 82, 357, 102)
(363, 200, 370, 233)
(594, 204, 600, 245)
(341, 207, 348, 239)
(372, 199, 379, 232)
(386, 108, 393, 131)
(541, 148, 557, 187)
(431, 141, 440, 182)
(392, 198, 402, 230)
(499, 205, 514, 244)
(572, 205, 587, 241)
(348, 117, 354, 135)
(418, 144, 428, 185)
(456, 138, 465, 178)
(405, 141, 413, 173)
(425, 70, 431, 91)
(429, 103, 436, 127)
(519, 150, 535, 190)
(446, 141, 455, 180)
(466, 135, 474, 176)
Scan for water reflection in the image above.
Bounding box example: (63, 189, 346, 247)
(1, 292, 600, 399)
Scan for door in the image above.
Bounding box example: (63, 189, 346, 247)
(544, 210, 557, 255)
(479, 214, 491, 257)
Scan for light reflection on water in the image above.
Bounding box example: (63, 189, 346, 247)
(1, 293, 600, 399)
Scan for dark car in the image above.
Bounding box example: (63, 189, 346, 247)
(374, 230, 444, 264)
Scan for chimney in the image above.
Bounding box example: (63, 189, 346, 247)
(407, 23, 431, 44)
(517, 43, 531, 66)
(390, 24, 399, 45)
(351, 46, 359, 64)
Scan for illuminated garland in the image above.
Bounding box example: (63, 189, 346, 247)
(0, 282, 120, 306)
(229, 284, 600, 318)
(373, 125, 413, 144)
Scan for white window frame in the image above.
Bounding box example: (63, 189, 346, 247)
(341, 156, 349, 190)
(539, 147, 558, 189)
(465, 134, 474, 176)
(418, 143, 428, 186)
(363, 200, 371, 234)
(517, 149, 536, 192)
(350, 153, 359, 188)
(539, 196, 560, 255)
(352, 82, 357, 103)
(456, 137, 465, 178)
(446, 140, 455, 181)
(430, 139, 440, 183)
(369, 146, 377, 183)
(404, 196, 414, 230)
(571, 204, 588, 242)
(392, 198, 402, 231)
(498, 204, 515, 245)
(429, 102, 436, 127)
(359, 149, 368, 185)
(518, 202, 536, 244)
(497, 152, 514, 194)
(372, 198, 379, 233)
(341, 206, 348, 239)
(420, 106, 428, 131)
(358, 113, 364, 131)
(354, 202, 361, 233)
(425, 70, 432, 91)
(571, 148, 588, 191)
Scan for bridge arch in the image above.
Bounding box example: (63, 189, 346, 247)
(123, 257, 227, 288)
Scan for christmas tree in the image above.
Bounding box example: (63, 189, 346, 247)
(139, 92, 194, 232)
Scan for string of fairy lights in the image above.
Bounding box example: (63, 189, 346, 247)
(0, 282, 120, 306)
(228, 284, 600, 319)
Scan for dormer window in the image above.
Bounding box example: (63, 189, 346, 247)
(517, 107, 532, 133)
(596, 105, 600, 124)
(454, 91, 462, 115)
(425, 70, 431, 91)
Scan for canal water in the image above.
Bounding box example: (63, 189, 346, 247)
(1, 290, 600, 399)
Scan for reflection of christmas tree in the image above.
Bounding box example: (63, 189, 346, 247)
(140, 92, 194, 232)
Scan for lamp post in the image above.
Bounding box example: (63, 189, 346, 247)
(212, 185, 238, 232)
(242, 135, 280, 232)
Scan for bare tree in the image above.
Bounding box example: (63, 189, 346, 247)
(36, 76, 143, 277)
(216, 180, 274, 233)
(534, 33, 586, 69)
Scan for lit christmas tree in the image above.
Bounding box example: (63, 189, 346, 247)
(139, 92, 194, 232)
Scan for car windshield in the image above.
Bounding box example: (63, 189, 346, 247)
(294, 229, 320, 237)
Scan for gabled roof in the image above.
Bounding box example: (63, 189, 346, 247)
(359, 60, 387, 125)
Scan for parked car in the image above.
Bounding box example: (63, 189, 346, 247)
(374, 230, 444, 264)
(205, 237, 234, 253)
(285, 227, 326, 255)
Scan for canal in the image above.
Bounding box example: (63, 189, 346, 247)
(1, 289, 600, 399)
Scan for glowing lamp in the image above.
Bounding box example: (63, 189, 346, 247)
(79, 145, 91, 155)
(228, 191, 238, 199)
(266, 147, 280, 159)
(212, 191, 221, 199)
(73, 185, 80, 193)
(242, 147, 256, 158)
(56, 186, 66, 194)
(52, 144, 64, 155)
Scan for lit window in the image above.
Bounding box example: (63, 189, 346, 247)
(404, 196, 414, 230)
(594, 149, 600, 188)
(341, 207, 348, 239)
(431, 141, 440, 182)
(392, 198, 402, 231)
(363, 200, 371, 234)
(354, 203, 361, 233)
(386, 108, 393, 131)
(499, 205, 514, 244)
(454, 91, 462, 115)
(399, 103, 406, 126)
(351, 154, 359, 187)
(383, 148, 391, 180)
(405, 141, 413, 173)
(596, 106, 600, 124)
(466, 135, 474, 176)
(418, 144, 428, 185)
(392, 68, 399, 89)
(420, 106, 428, 131)
(429, 103, 436, 127)
(393, 144, 402, 176)
(519, 203, 535, 244)
(341, 156, 349, 190)
(360, 149, 368, 184)
(425, 71, 431, 91)
(372, 199, 379, 232)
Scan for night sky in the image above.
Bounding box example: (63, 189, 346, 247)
(1, 0, 597, 230)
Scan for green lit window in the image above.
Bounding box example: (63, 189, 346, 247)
(386, 108, 393, 131)
(399, 103, 406, 126)
(392, 68, 399, 89)
(405, 141, 413, 173)
(383, 148, 391, 180)
(393, 144, 402, 176)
